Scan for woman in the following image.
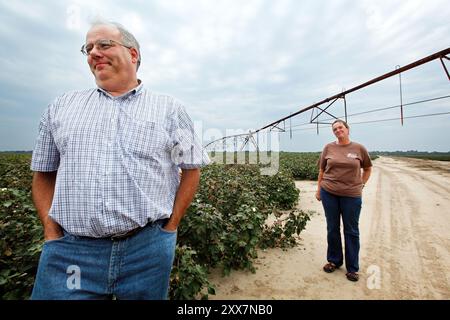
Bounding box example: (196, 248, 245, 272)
(316, 119, 372, 282)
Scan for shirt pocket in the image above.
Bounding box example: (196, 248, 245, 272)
(119, 117, 168, 160)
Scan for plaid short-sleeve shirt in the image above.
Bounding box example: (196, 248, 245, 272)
(31, 83, 209, 237)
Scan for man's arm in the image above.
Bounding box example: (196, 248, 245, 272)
(32, 171, 62, 240)
(165, 168, 201, 231)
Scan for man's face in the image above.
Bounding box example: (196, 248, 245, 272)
(85, 25, 136, 83)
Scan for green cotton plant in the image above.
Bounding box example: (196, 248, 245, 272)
(178, 163, 304, 280)
(187, 164, 272, 275)
(279, 152, 320, 180)
(177, 202, 225, 268)
(0, 188, 43, 300)
(220, 201, 267, 275)
(178, 193, 269, 277)
(260, 170, 300, 210)
(169, 245, 215, 300)
(0, 153, 33, 191)
(0, 154, 41, 300)
(259, 210, 311, 249)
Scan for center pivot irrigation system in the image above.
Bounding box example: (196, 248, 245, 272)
(204, 47, 450, 153)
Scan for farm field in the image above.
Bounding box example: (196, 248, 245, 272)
(2, 153, 449, 299)
(371, 151, 450, 162)
(0, 152, 311, 299)
(209, 156, 450, 299)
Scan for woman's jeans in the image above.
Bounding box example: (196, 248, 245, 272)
(31, 219, 177, 300)
(320, 188, 362, 273)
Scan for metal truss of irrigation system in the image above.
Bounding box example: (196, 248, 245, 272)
(204, 47, 450, 152)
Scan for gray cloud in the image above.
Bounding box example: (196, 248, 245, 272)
(0, 0, 449, 151)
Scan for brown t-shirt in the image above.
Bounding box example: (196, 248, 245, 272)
(319, 141, 372, 197)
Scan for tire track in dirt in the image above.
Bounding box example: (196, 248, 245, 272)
(379, 157, 450, 198)
(363, 157, 450, 299)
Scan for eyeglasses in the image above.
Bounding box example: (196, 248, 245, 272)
(80, 39, 132, 56)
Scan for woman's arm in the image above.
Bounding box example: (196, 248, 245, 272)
(361, 166, 372, 187)
(316, 169, 324, 201)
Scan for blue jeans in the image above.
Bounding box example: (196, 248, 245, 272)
(31, 219, 177, 300)
(320, 188, 362, 273)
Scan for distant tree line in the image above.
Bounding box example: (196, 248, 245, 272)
(370, 150, 450, 161)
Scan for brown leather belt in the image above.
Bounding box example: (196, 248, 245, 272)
(110, 227, 143, 240)
(109, 219, 165, 241)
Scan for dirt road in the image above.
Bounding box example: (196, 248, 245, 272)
(208, 156, 450, 299)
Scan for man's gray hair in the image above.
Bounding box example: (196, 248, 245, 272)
(90, 20, 141, 71)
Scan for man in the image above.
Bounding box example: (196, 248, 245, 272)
(30, 21, 209, 300)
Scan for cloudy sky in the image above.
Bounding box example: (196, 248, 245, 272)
(0, 0, 449, 152)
